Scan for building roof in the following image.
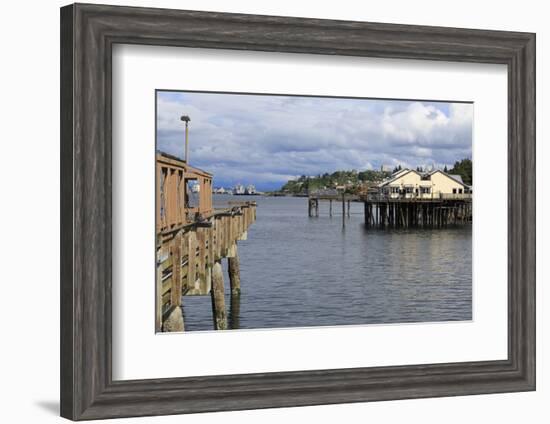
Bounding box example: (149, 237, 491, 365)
(378, 169, 421, 187)
(449, 174, 464, 184)
(427, 169, 468, 187)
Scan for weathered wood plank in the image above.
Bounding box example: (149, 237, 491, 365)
(228, 244, 241, 296)
(197, 228, 208, 294)
(187, 231, 197, 291)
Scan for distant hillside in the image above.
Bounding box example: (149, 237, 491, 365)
(280, 169, 391, 195)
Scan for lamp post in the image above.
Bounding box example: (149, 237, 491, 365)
(180, 115, 191, 163)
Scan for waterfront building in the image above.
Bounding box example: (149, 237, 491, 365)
(377, 168, 471, 199)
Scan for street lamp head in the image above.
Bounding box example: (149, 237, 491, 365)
(180, 115, 191, 123)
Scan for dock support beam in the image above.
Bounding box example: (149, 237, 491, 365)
(228, 244, 241, 296)
(211, 261, 227, 330)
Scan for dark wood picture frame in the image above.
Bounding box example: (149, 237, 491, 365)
(60, 3, 536, 420)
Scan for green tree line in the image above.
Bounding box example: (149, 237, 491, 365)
(279, 158, 472, 194)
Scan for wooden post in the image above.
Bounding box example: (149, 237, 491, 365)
(163, 305, 184, 332)
(330, 199, 333, 217)
(229, 292, 241, 330)
(347, 200, 351, 218)
(316, 196, 319, 217)
(156, 248, 162, 332)
(228, 244, 241, 296)
(341, 192, 346, 226)
(171, 234, 182, 306)
(164, 234, 185, 333)
(197, 228, 207, 294)
(187, 231, 197, 292)
(211, 261, 227, 330)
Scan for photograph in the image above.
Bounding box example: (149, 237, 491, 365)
(156, 90, 474, 332)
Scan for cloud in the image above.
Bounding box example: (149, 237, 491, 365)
(156, 91, 472, 190)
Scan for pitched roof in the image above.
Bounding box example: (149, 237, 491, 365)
(427, 170, 468, 187)
(449, 174, 464, 184)
(378, 169, 421, 187)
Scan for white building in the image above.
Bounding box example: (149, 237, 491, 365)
(377, 168, 471, 199)
(245, 184, 256, 195)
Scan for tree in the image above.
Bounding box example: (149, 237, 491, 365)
(449, 158, 472, 186)
(443, 165, 448, 172)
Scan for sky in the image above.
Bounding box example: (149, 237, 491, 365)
(156, 91, 473, 191)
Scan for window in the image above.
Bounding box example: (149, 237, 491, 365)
(459, 188, 463, 194)
(420, 187, 431, 194)
(452, 188, 457, 194)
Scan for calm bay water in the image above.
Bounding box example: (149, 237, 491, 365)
(182, 195, 472, 331)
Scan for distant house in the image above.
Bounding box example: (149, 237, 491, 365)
(377, 168, 471, 199)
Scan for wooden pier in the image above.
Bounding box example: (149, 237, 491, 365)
(308, 191, 471, 228)
(362, 194, 472, 228)
(156, 152, 256, 332)
(308, 190, 358, 226)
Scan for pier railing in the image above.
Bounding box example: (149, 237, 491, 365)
(156, 152, 213, 233)
(157, 201, 256, 332)
(364, 192, 472, 202)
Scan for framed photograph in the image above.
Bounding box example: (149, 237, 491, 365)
(60, 3, 535, 420)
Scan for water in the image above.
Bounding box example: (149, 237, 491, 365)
(182, 195, 472, 331)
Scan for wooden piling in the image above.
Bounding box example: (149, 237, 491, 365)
(228, 244, 241, 296)
(229, 293, 241, 330)
(316, 196, 319, 217)
(197, 228, 207, 293)
(163, 305, 184, 332)
(341, 192, 346, 226)
(187, 231, 197, 291)
(211, 261, 227, 330)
